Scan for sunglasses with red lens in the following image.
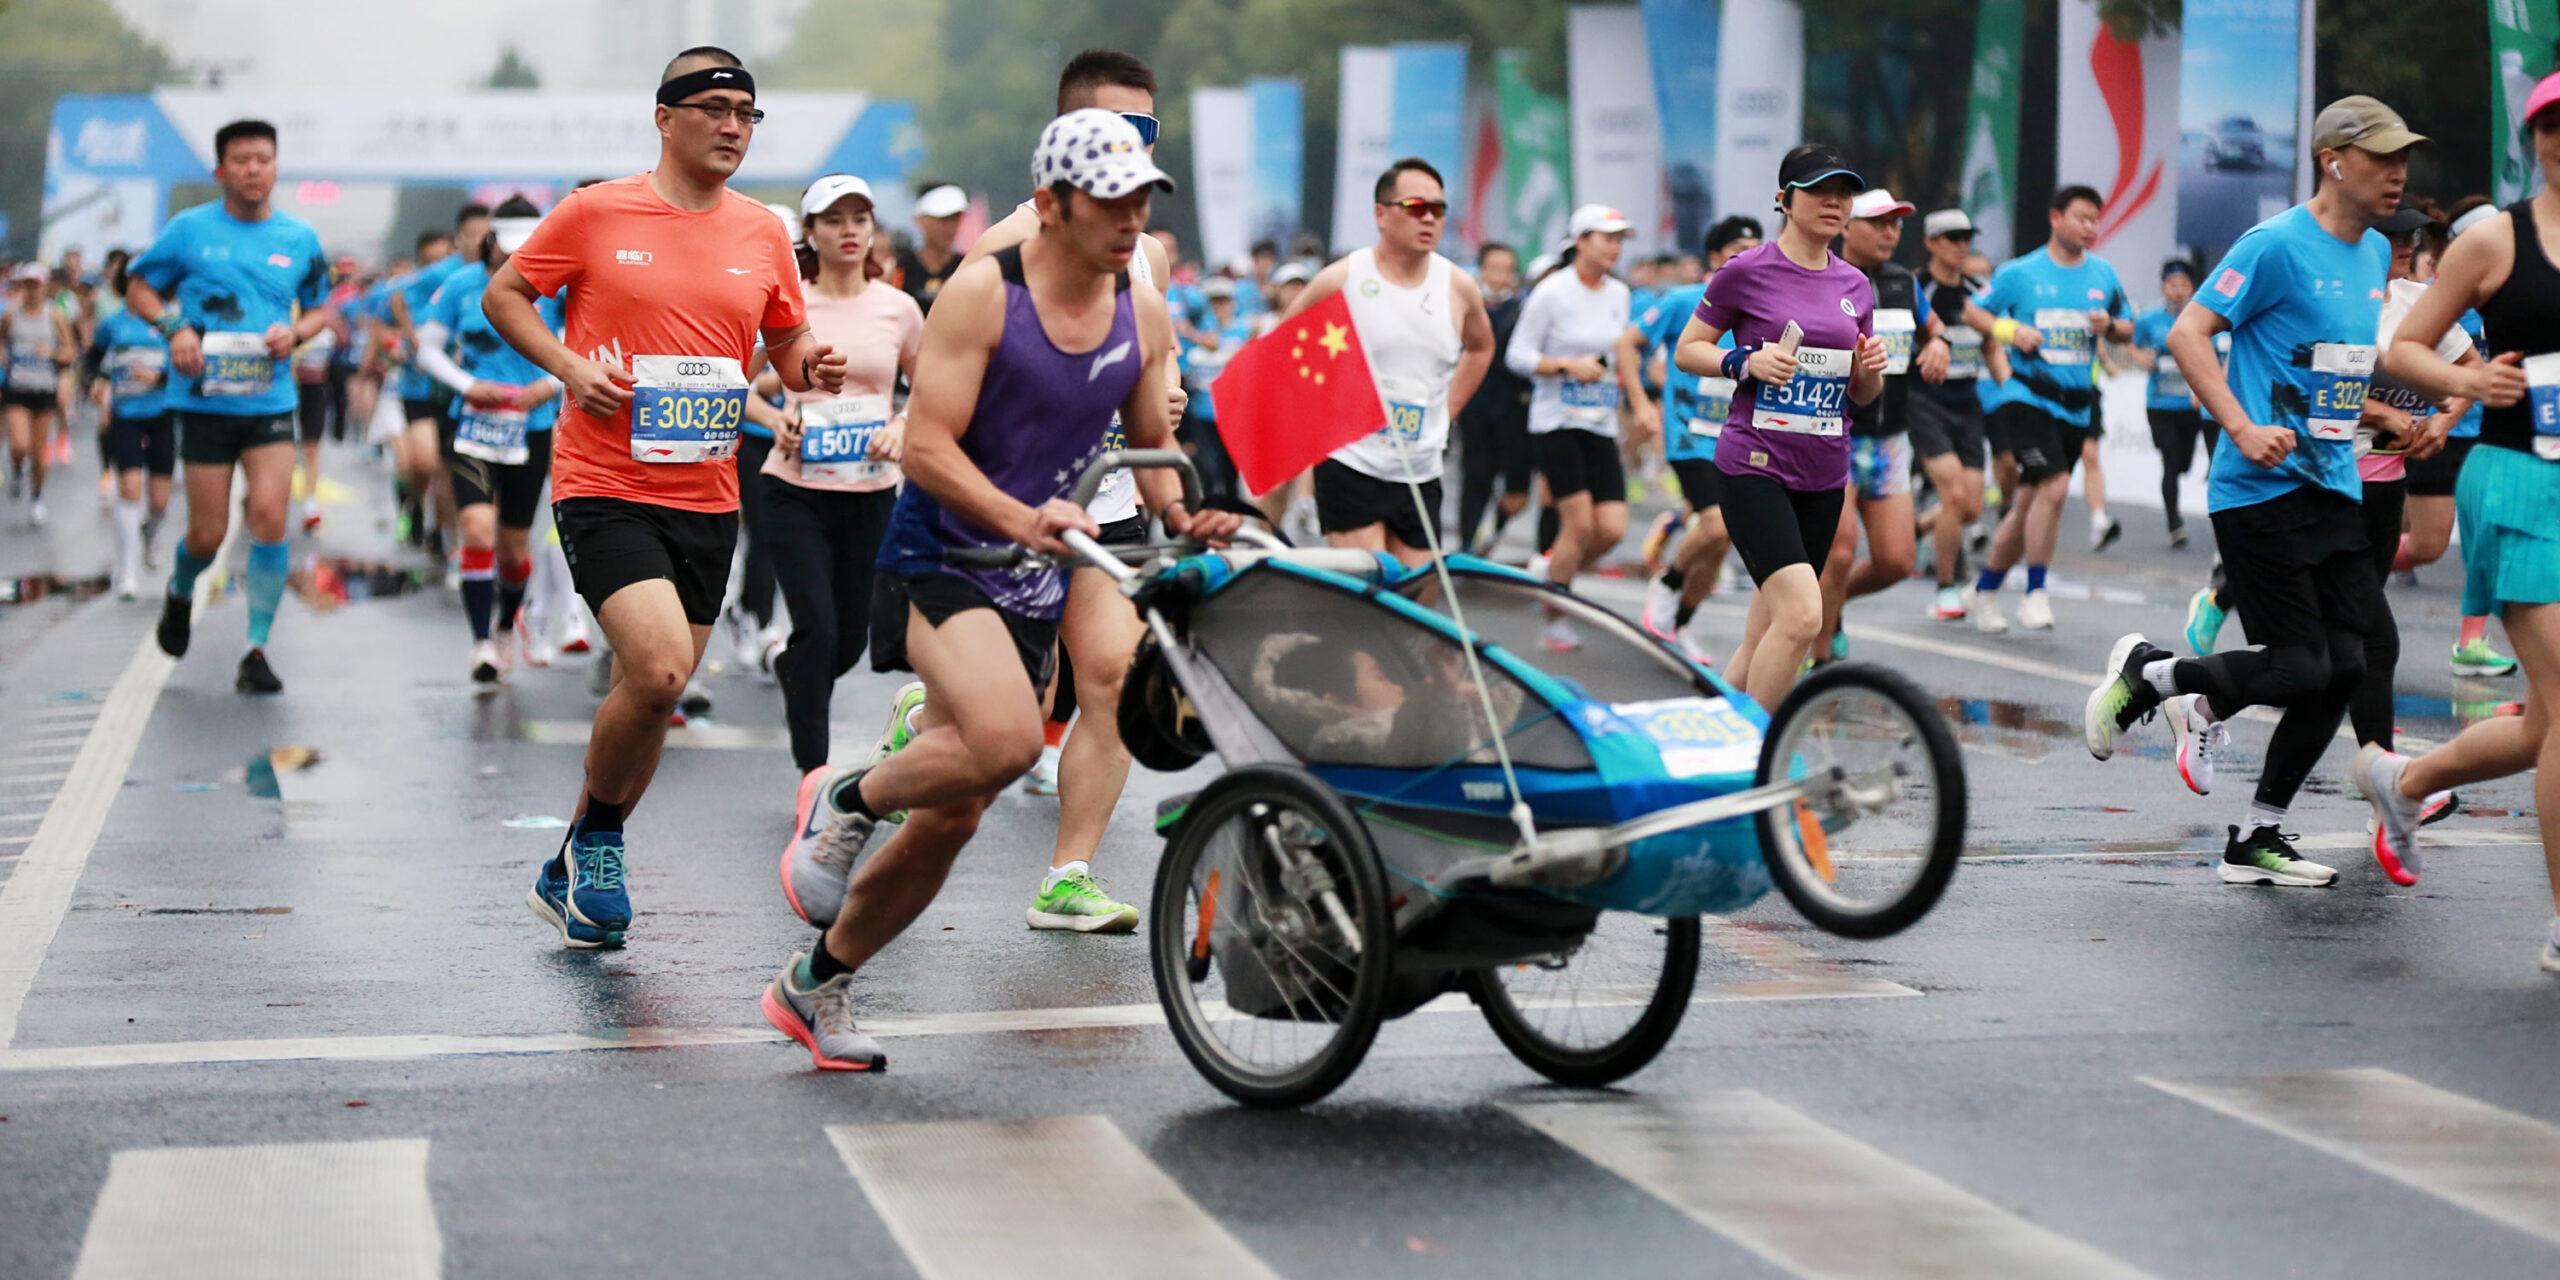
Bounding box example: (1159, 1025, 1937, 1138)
(1386, 197, 1449, 219)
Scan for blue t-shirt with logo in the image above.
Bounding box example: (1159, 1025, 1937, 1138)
(2196, 203, 2388, 513)
(1186, 317, 1255, 423)
(129, 202, 328, 419)
(1637, 281, 1730, 462)
(2451, 309, 2486, 439)
(423, 261, 566, 436)
(1979, 246, 2127, 427)
(2130, 305, 2194, 410)
(397, 255, 470, 401)
(91, 309, 170, 421)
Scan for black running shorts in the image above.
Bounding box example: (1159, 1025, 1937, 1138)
(1313, 459, 1442, 548)
(870, 570, 1060, 689)
(1536, 427, 1627, 502)
(1720, 470, 1846, 586)
(450, 431, 556, 530)
(552, 495, 739, 626)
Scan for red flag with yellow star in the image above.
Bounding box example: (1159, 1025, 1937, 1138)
(1209, 291, 1387, 496)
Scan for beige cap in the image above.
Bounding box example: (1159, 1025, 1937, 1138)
(2311, 96, 2429, 154)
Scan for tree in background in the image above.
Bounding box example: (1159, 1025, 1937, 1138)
(0, 0, 176, 261)
(484, 45, 541, 90)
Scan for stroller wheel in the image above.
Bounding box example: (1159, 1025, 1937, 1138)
(1470, 915, 1700, 1088)
(1754, 663, 1967, 939)
(1150, 764, 1393, 1108)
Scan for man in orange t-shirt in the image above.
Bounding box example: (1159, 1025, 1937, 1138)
(483, 45, 848, 950)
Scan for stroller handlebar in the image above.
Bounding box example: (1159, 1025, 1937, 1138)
(944, 451, 1218, 574)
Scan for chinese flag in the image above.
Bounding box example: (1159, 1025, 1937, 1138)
(1211, 291, 1386, 496)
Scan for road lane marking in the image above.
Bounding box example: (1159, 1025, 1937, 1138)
(521, 719, 858, 751)
(70, 1138, 441, 1279)
(830, 1116, 1277, 1280)
(1508, 1093, 2157, 1280)
(0, 972, 1916, 1073)
(2146, 1068, 2560, 1245)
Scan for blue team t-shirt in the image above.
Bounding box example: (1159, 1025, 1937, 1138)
(2130, 305, 2194, 410)
(1637, 281, 1729, 462)
(129, 202, 328, 418)
(2196, 203, 2389, 512)
(2451, 309, 2486, 439)
(1979, 246, 2127, 426)
(422, 261, 566, 436)
(92, 309, 170, 421)
(397, 255, 472, 401)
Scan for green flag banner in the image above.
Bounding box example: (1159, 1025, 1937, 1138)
(1498, 50, 1572, 257)
(1962, 0, 2025, 259)
(2492, 0, 2560, 203)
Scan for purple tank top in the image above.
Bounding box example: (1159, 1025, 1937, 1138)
(913, 246, 1139, 618)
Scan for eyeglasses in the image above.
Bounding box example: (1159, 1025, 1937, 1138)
(670, 101, 765, 126)
(1385, 197, 1449, 220)
(1120, 112, 1160, 146)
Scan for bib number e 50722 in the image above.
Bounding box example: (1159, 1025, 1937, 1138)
(455, 404, 532, 465)
(2306, 343, 2376, 442)
(198, 330, 275, 398)
(799, 393, 893, 484)
(628, 355, 747, 464)
(1752, 346, 1850, 436)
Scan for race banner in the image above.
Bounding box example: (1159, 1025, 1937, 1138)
(1497, 50, 1572, 257)
(2492, 0, 2560, 203)
(1460, 86, 1507, 251)
(1714, 0, 1803, 232)
(1569, 4, 1665, 257)
(1249, 77, 1304, 250)
(1961, 0, 2024, 259)
(1331, 45, 1395, 253)
(1389, 43, 1469, 230)
(1190, 86, 1257, 270)
(2177, 0, 2301, 267)
(2055, 0, 2179, 307)
(1640, 0, 1719, 255)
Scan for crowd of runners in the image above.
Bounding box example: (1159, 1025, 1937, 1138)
(4, 45, 2555, 1070)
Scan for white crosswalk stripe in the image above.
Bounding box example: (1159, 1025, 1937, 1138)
(70, 1138, 442, 1279)
(827, 1115, 1278, 1280)
(1507, 1092, 2158, 1279)
(2146, 1067, 2560, 1245)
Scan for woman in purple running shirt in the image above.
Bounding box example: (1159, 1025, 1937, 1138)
(1675, 143, 1887, 705)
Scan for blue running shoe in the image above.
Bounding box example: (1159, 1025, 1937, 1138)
(525, 857, 622, 949)
(562, 831, 631, 933)
(2185, 587, 2226, 657)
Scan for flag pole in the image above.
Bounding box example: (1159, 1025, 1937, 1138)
(1392, 435, 1538, 845)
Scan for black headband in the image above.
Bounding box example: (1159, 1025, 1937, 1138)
(656, 65, 755, 108)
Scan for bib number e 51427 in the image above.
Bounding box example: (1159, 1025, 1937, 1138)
(2524, 351, 2560, 460)
(799, 393, 893, 484)
(1752, 346, 1850, 436)
(628, 355, 747, 464)
(1874, 308, 1916, 376)
(455, 404, 532, 465)
(198, 330, 275, 398)
(2032, 308, 2094, 367)
(2306, 343, 2377, 442)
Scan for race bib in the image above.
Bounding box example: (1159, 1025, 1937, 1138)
(1378, 374, 1429, 444)
(2155, 352, 2191, 402)
(6, 357, 54, 393)
(1752, 346, 1851, 436)
(2306, 342, 2377, 442)
(199, 330, 275, 398)
(1559, 375, 1620, 427)
(293, 330, 337, 380)
(1693, 375, 1736, 438)
(1945, 327, 1984, 380)
(2032, 308, 2094, 367)
(2525, 351, 2560, 460)
(1874, 308, 1917, 376)
(1609, 696, 1758, 778)
(107, 348, 165, 399)
(454, 403, 531, 465)
(798, 393, 894, 484)
(627, 354, 747, 464)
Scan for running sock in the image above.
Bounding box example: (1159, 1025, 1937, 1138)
(1537, 507, 1559, 555)
(495, 557, 530, 632)
(1674, 601, 1698, 629)
(2142, 659, 2180, 700)
(168, 538, 212, 600)
(460, 547, 497, 641)
(142, 507, 164, 548)
(808, 940, 854, 984)
(111, 498, 144, 580)
(2460, 615, 2489, 646)
(1044, 860, 1089, 891)
(1658, 566, 1685, 593)
(2240, 802, 2288, 838)
(244, 540, 289, 649)
(577, 799, 626, 837)
(829, 770, 882, 822)
(1043, 719, 1068, 749)
(1974, 566, 2006, 593)
(2024, 565, 2048, 593)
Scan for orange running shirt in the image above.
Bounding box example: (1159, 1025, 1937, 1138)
(509, 175, 809, 513)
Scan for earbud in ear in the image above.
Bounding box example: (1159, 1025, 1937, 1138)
(2329, 160, 2345, 181)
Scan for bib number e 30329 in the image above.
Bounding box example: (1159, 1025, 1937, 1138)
(2306, 343, 2377, 442)
(628, 355, 747, 464)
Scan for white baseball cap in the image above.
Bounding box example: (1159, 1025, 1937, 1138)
(1850, 189, 1916, 220)
(1032, 110, 1175, 200)
(10, 263, 48, 284)
(1269, 261, 1313, 287)
(801, 174, 877, 222)
(1566, 204, 1634, 240)
(491, 216, 544, 255)
(1922, 208, 1974, 239)
(2450, 202, 2499, 239)
(914, 183, 967, 219)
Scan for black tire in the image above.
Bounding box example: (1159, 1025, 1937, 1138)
(1470, 915, 1701, 1088)
(1754, 662, 1965, 939)
(1149, 764, 1394, 1108)
(1120, 631, 1211, 773)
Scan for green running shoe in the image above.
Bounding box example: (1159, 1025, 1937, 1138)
(1026, 864, 1140, 933)
(2217, 825, 2337, 888)
(865, 682, 927, 823)
(2449, 638, 2518, 677)
(2184, 587, 2226, 656)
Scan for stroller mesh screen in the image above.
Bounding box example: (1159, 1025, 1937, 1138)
(1193, 571, 1590, 772)
(1395, 573, 1706, 705)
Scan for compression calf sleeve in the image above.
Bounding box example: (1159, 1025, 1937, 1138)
(244, 540, 289, 649)
(495, 555, 530, 635)
(168, 538, 212, 601)
(460, 547, 497, 642)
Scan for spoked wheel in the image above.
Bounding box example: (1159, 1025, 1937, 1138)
(1470, 914, 1701, 1088)
(1755, 663, 1966, 939)
(1150, 764, 1394, 1108)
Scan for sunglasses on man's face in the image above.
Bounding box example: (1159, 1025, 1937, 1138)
(1384, 197, 1448, 220)
(1120, 113, 1160, 146)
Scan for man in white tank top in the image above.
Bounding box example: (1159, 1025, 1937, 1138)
(1278, 158, 1494, 564)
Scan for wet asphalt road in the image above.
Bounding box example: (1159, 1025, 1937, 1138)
(0, 425, 2554, 1280)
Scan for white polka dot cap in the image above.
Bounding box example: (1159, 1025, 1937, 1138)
(1032, 108, 1176, 200)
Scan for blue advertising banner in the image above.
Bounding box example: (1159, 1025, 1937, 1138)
(1640, 0, 1719, 256)
(2176, 0, 2300, 265)
(1249, 77, 1304, 248)
(1388, 43, 1469, 224)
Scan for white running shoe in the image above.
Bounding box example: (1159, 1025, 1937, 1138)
(756, 627, 786, 680)
(113, 574, 139, 602)
(558, 610, 593, 654)
(1526, 552, 1552, 583)
(27, 497, 45, 528)
(518, 607, 558, 668)
(1964, 586, 2008, 633)
(1540, 616, 1582, 653)
(470, 638, 504, 685)
(1641, 578, 1682, 641)
(2017, 588, 2055, 631)
(2352, 743, 2426, 887)
(2168, 695, 2227, 795)
(1020, 743, 1061, 796)
(2541, 917, 2560, 975)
